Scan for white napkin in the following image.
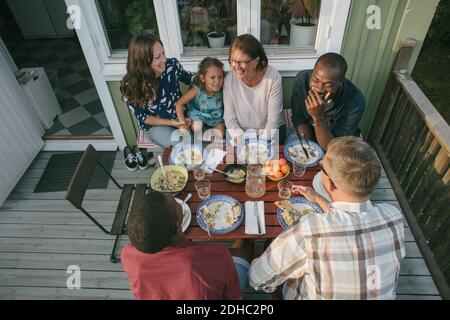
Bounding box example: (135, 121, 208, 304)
(245, 201, 266, 235)
(203, 148, 227, 174)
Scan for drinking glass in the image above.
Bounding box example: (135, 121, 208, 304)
(193, 165, 206, 181)
(293, 162, 306, 177)
(195, 179, 211, 200)
(278, 180, 293, 199)
(245, 164, 266, 198)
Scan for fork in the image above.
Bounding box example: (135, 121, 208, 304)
(301, 133, 312, 150)
(202, 206, 211, 239)
(298, 137, 310, 159)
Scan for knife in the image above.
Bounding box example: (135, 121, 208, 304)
(298, 137, 310, 159)
(301, 133, 312, 150)
(254, 201, 263, 235)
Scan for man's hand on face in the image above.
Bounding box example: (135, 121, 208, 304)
(305, 90, 331, 122)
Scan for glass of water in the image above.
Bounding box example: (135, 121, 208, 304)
(278, 180, 293, 199)
(293, 162, 306, 177)
(193, 165, 206, 181)
(195, 179, 211, 200)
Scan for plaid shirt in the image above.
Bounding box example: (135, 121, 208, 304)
(249, 201, 405, 300)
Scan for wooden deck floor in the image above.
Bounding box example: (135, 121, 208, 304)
(0, 151, 441, 300)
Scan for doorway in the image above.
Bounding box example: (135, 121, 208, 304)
(0, 0, 112, 139)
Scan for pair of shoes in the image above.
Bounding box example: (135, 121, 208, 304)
(123, 146, 149, 171)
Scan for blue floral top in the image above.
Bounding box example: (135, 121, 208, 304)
(126, 58, 194, 130)
(187, 86, 224, 127)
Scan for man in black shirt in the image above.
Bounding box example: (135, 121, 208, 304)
(285, 53, 366, 150)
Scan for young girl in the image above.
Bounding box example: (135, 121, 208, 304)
(176, 57, 225, 142)
(121, 33, 194, 148)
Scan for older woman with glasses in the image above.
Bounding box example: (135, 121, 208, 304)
(223, 34, 286, 144)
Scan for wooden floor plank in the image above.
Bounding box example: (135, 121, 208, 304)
(396, 276, 439, 295)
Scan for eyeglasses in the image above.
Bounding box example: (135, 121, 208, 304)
(229, 58, 255, 68)
(319, 160, 334, 185)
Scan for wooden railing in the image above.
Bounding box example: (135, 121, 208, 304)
(369, 39, 450, 299)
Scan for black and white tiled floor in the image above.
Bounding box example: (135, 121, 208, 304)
(1, 21, 112, 137)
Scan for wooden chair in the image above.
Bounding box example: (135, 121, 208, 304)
(65, 144, 147, 263)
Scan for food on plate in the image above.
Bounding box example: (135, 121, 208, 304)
(275, 200, 293, 212)
(173, 148, 203, 168)
(275, 200, 315, 226)
(288, 145, 319, 164)
(154, 169, 187, 192)
(199, 201, 241, 230)
(264, 158, 290, 180)
(239, 143, 269, 163)
(227, 169, 246, 181)
(224, 165, 247, 184)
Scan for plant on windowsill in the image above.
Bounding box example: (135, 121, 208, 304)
(126, 0, 158, 36)
(207, 7, 226, 48)
(286, 0, 320, 47)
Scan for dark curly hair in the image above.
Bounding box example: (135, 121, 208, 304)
(127, 192, 179, 254)
(120, 32, 162, 107)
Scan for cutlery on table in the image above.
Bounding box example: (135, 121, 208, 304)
(157, 155, 168, 189)
(212, 168, 240, 179)
(202, 205, 211, 239)
(157, 155, 166, 177)
(182, 193, 192, 205)
(301, 133, 313, 150)
(253, 201, 262, 235)
(298, 137, 310, 159)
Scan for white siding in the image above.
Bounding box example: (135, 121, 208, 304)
(0, 38, 44, 206)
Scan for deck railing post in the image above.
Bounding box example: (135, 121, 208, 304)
(393, 38, 417, 72)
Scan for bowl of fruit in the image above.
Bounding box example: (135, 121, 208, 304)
(263, 158, 290, 182)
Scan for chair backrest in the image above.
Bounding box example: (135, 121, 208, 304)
(65, 144, 98, 209)
(284, 108, 293, 132)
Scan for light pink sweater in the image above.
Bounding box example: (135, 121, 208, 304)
(223, 65, 285, 139)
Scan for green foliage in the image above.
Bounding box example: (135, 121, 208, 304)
(209, 17, 224, 35)
(126, 0, 157, 36)
(428, 0, 450, 43)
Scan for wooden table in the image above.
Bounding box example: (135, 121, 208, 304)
(162, 146, 320, 240)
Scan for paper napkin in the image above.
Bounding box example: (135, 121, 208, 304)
(245, 201, 266, 235)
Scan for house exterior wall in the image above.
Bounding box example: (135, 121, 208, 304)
(107, 0, 439, 147)
(341, 0, 439, 137)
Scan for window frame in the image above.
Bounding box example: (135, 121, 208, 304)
(84, 0, 350, 79)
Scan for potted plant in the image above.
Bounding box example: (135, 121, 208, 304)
(207, 4, 226, 48)
(287, 0, 320, 47)
(126, 0, 158, 36)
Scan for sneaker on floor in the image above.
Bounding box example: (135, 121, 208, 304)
(133, 146, 149, 170)
(124, 146, 138, 171)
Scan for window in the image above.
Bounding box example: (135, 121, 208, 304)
(177, 0, 237, 51)
(80, 0, 350, 78)
(260, 0, 321, 48)
(95, 0, 159, 52)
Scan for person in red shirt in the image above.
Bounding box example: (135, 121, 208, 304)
(121, 191, 252, 300)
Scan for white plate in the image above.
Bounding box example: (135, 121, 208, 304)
(236, 139, 273, 164)
(175, 198, 192, 232)
(312, 172, 332, 202)
(169, 144, 205, 171)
